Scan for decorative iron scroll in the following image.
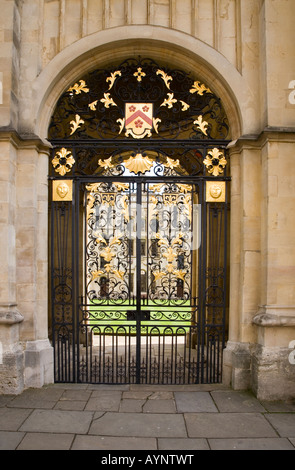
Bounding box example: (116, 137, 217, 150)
(85, 180, 195, 307)
(48, 57, 230, 141)
(86, 182, 131, 303)
(147, 182, 193, 305)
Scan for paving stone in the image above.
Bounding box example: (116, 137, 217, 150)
(19, 409, 94, 434)
(130, 384, 213, 392)
(143, 399, 176, 413)
(158, 438, 209, 450)
(7, 388, 64, 409)
(149, 391, 174, 400)
(0, 408, 32, 431)
(89, 411, 187, 437)
(261, 401, 295, 412)
(185, 413, 277, 438)
(122, 391, 151, 400)
(49, 384, 89, 390)
(211, 390, 266, 412)
(119, 399, 146, 412)
(0, 396, 14, 407)
(174, 392, 218, 412)
(54, 400, 87, 411)
(209, 438, 295, 450)
(265, 413, 295, 438)
(87, 384, 130, 391)
(17, 432, 74, 450)
(0, 431, 25, 450)
(85, 391, 122, 411)
(59, 389, 92, 401)
(72, 435, 157, 450)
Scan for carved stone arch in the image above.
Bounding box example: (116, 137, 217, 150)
(31, 27, 244, 142)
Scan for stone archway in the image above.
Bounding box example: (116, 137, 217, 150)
(9, 28, 246, 393)
(47, 56, 232, 384)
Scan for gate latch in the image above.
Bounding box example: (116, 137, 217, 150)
(127, 310, 150, 321)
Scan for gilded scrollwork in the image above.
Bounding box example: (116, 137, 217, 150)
(100, 93, 117, 108)
(68, 79, 89, 95)
(86, 183, 130, 302)
(106, 70, 122, 90)
(70, 114, 85, 135)
(147, 184, 192, 302)
(160, 93, 177, 109)
(88, 100, 98, 111)
(193, 115, 209, 135)
(49, 57, 230, 142)
(156, 69, 173, 89)
(189, 80, 212, 96)
(98, 156, 115, 169)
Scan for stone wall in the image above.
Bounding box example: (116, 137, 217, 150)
(0, 0, 294, 399)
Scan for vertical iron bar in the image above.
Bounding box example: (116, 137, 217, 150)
(50, 196, 56, 381)
(200, 180, 207, 383)
(136, 182, 142, 383)
(73, 179, 80, 382)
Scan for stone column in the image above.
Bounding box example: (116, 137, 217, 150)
(248, 0, 295, 400)
(223, 138, 262, 390)
(15, 138, 54, 389)
(0, 135, 24, 394)
(252, 133, 295, 400)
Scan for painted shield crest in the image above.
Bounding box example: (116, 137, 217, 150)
(125, 103, 153, 139)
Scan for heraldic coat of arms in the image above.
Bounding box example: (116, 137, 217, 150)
(124, 103, 153, 139)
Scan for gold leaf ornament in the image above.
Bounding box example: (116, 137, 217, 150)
(52, 148, 75, 176)
(152, 270, 165, 281)
(173, 269, 186, 281)
(98, 156, 114, 169)
(100, 246, 116, 262)
(190, 81, 212, 96)
(100, 93, 117, 108)
(156, 69, 173, 89)
(180, 101, 190, 111)
(161, 93, 177, 109)
(193, 115, 209, 135)
(117, 118, 125, 134)
(163, 247, 177, 263)
(124, 153, 154, 174)
(68, 80, 89, 95)
(70, 114, 85, 135)
(165, 157, 180, 169)
(91, 270, 104, 280)
(133, 68, 146, 82)
(88, 100, 98, 111)
(203, 148, 227, 176)
(106, 70, 122, 90)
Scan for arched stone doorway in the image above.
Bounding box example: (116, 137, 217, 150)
(48, 56, 231, 384)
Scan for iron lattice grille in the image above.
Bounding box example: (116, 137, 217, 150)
(49, 57, 230, 142)
(49, 57, 230, 385)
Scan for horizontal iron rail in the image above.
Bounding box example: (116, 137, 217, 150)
(49, 139, 231, 148)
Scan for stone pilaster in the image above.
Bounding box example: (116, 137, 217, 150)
(0, 303, 24, 394)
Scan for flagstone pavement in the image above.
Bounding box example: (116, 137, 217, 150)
(0, 383, 295, 451)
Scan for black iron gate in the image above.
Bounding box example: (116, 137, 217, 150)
(49, 58, 230, 384)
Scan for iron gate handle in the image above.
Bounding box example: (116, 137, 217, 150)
(127, 310, 150, 321)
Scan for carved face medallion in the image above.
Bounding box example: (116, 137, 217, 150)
(210, 184, 222, 199)
(57, 182, 69, 199)
(52, 180, 73, 201)
(206, 181, 226, 202)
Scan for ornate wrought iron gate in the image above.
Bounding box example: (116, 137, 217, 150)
(49, 58, 230, 384)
